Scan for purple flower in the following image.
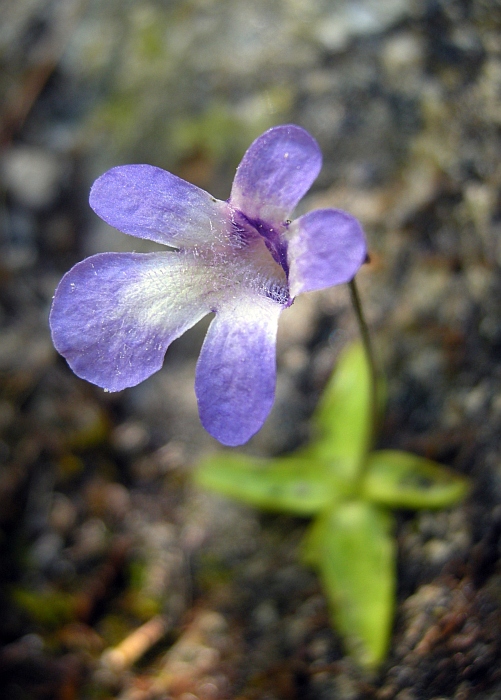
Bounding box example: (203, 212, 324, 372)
(50, 125, 366, 446)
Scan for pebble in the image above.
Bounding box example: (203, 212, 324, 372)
(49, 493, 77, 534)
(29, 531, 64, 570)
(315, 0, 413, 51)
(382, 32, 424, 78)
(1, 146, 67, 209)
(68, 518, 108, 562)
(111, 421, 150, 453)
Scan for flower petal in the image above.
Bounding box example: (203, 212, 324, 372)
(287, 209, 367, 297)
(230, 125, 322, 224)
(195, 298, 283, 446)
(89, 165, 231, 249)
(50, 252, 214, 391)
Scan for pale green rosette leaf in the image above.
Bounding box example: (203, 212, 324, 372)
(363, 450, 469, 509)
(311, 342, 376, 484)
(195, 452, 349, 515)
(303, 501, 395, 669)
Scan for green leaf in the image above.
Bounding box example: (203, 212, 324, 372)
(311, 342, 375, 484)
(194, 452, 349, 515)
(303, 501, 395, 669)
(363, 450, 469, 509)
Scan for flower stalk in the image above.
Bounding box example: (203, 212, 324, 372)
(348, 276, 380, 481)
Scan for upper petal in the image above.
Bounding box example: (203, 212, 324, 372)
(89, 165, 231, 249)
(287, 209, 367, 297)
(195, 297, 283, 446)
(50, 251, 214, 391)
(230, 125, 322, 224)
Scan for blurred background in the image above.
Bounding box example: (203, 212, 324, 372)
(1, 0, 501, 698)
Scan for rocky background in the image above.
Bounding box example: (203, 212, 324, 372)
(2, 0, 501, 698)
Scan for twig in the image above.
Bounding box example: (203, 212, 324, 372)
(101, 615, 170, 672)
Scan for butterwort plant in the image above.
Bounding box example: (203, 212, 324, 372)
(50, 124, 469, 669)
(50, 125, 366, 446)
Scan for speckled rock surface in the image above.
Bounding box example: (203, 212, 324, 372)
(1, 0, 501, 698)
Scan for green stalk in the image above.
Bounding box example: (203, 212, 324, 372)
(348, 277, 380, 475)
